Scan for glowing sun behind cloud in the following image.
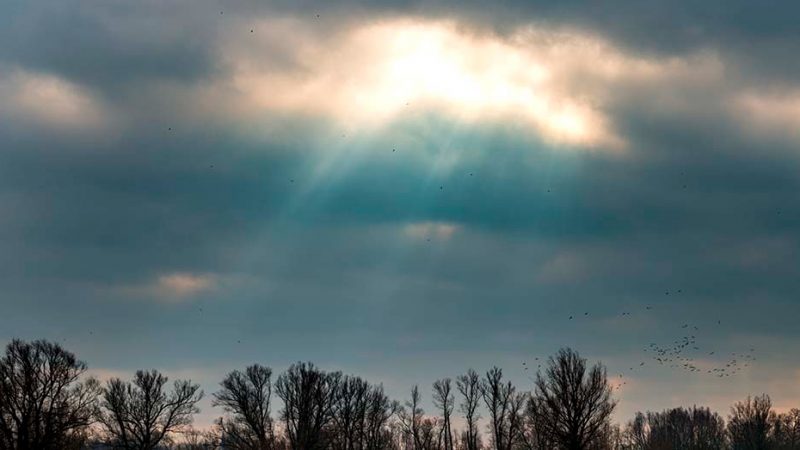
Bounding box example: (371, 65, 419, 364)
(223, 18, 631, 149)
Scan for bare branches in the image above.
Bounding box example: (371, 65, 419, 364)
(728, 395, 773, 450)
(456, 369, 482, 450)
(481, 367, 522, 450)
(98, 369, 203, 450)
(433, 378, 454, 450)
(0, 339, 99, 450)
(275, 362, 341, 450)
(213, 364, 275, 450)
(532, 348, 616, 450)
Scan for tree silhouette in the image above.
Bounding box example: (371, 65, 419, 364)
(98, 369, 203, 450)
(772, 409, 800, 450)
(0, 339, 99, 450)
(728, 395, 773, 450)
(456, 369, 482, 450)
(481, 366, 523, 450)
(523, 395, 555, 450)
(275, 362, 342, 450)
(213, 364, 275, 450)
(433, 378, 455, 450)
(532, 348, 616, 450)
(399, 385, 425, 450)
(624, 406, 726, 450)
(361, 383, 398, 450)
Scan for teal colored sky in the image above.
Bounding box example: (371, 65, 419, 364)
(2, 0, 800, 428)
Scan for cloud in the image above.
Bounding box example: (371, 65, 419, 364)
(105, 273, 218, 302)
(216, 17, 729, 150)
(403, 221, 460, 241)
(736, 90, 800, 142)
(155, 273, 217, 298)
(0, 68, 111, 131)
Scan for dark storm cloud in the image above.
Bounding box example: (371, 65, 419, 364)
(0, 0, 221, 91)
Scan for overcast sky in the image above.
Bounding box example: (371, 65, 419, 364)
(2, 0, 800, 429)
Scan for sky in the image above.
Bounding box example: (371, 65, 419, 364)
(2, 0, 800, 429)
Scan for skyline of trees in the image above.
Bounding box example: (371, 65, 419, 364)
(0, 339, 795, 450)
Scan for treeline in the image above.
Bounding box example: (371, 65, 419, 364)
(0, 339, 797, 450)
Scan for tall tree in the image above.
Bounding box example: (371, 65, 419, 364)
(523, 395, 554, 450)
(275, 362, 342, 450)
(456, 369, 482, 450)
(399, 385, 425, 450)
(626, 406, 726, 450)
(433, 378, 455, 450)
(728, 395, 774, 450)
(481, 367, 522, 450)
(331, 375, 369, 450)
(98, 369, 203, 450)
(773, 409, 800, 450)
(362, 384, 398, 450)
(532, 348, 616, 450)
(213, 364, 275, 450)
(0, 339, 99, 450)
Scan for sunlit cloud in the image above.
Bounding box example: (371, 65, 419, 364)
(0, 68, 111, 131)
(403, 221, 460, 241)
(107, 272, 218, 302)
(736, 90, 800, 141)
(155, 273, 216, 298)
(215, 18, 720, 150)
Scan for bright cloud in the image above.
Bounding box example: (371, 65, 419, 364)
(107, 272, 218, 301)
(155, 273, 216, 298)
(216, 18, 719, 150)
(404, 221, 460, 240)
(0, 69, 110, 131)
(736, 90, 800, 140)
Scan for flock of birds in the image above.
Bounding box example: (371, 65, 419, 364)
(165, 9, 777, 388)
(522, 289, 760, 392)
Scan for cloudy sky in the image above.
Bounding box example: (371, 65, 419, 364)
(2, 0, 800, 428)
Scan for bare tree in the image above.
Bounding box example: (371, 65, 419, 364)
(523, 395, 554, 450)
(98, 369, 203, 450)
(418, 417, 440, 450)
(456, 369, 482, 450)
(507, 390, 527, 449)
(729, 395, 774, 450)
(481, 367, 522, 450)
(622, 412, 648, 450)
(433, 378, 455, 450)
(331, 375, 369, 450)
(213, 364, 275, 450)
(399, 385, 425, 450)
(625, 406, 726, 450)
(0, 339, 100, 450)
(362, 384, 399, 450)
(532, 348, 616, 450)
(275, 362, 342, 450)
(773, 409, 800, 450)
